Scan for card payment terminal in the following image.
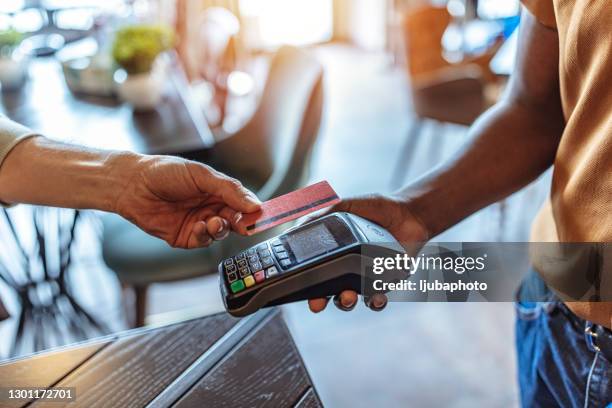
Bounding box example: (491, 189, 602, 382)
(219, 212, 405, 317)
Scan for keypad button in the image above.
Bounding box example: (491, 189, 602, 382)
(247, 248, 256, 256)
(275, 251, 289, 260)
(239, 266, 250, 278)
(273, 245, 285, 253)
(223, 258, 234, 266)
(257, 243, 268, 252)
(280, 259, 292, 268)
(258, 249, 271, 258)
(250, 261, 262, 271)
(271, 239, 282, 247)
(261, 256, 274, 267)
(227, 272, 238, 283)
(244, 275, 255, 288)
(265, 266, 279, 278)
(254, 270, 265, 283)
(225, 264, 237, 273)
(230, 280, 245, 293)
(237, 259, 248, 268)
(248, 255, 259, 264)
(235, 252, 246, 260)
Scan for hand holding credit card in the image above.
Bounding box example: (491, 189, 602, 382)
(240, 181, 340, 235)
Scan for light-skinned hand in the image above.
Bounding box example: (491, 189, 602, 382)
(114, 155, 260, 249)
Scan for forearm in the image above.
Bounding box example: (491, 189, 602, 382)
(395, 7, 565, 239)
(399, 100, 563, 238)
(0, 136, 141, 212)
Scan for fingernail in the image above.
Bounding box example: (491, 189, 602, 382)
(334, 295, 355, 311)
(246, 192, 261, 204)
(341, 297, 356, 308)
(233, 212, 243, 224)
(373, 298, 385, 308)
(219, 220, 230, 235)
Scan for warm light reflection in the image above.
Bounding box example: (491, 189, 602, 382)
(478, 0, 519, 19)
(227, 71, 254, 96)
(0, 1, 25, 14)
(239, 0, 333, 48)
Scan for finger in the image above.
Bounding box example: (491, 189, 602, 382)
(187, 162, 261, 213)
(333, 294, 356, 312)
(219, 206, 248, 235)
(335, 291, 358, 311)
(218, 206, 242, 228)
(308, 297, 330, 313)
(205, 216, 230, 240)
(187, 221, 213, 248)
(364, 294, 388, 311)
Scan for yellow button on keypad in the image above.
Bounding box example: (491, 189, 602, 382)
(244, 275, 255, 288)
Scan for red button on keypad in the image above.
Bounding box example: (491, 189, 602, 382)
(254, 270, 265, 283)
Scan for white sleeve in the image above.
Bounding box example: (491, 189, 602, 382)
(0, 115, 38, 168)
(0, 115, 39, 207)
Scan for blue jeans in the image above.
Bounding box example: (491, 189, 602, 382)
(516, 274, 612, 407)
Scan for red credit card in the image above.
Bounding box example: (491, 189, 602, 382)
(241, 181, 341, 235)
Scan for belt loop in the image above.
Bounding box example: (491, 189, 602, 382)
(584, 322, 601, 353)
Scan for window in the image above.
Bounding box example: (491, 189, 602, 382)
(239, 0, 333, 49)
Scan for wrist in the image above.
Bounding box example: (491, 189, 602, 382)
(395, 197, 431, 242)
(388, 183, 437, 241)
(393, 171, 461, 240)
(100, 150, 144, 214)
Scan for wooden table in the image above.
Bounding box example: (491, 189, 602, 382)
(0, 309, 322, 408)
(0, 50, 215, 155)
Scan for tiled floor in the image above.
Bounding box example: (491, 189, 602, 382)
(146, 45, 552, 407)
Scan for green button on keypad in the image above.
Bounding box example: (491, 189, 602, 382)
(230, 279, 245, 294)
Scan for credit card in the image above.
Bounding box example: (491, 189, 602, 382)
(241, 181, 341, 235)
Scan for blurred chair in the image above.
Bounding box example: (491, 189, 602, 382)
(0, 208, 112, 358)
(102, 46, 324, 327)
(0, 297, 8, 321)
(391, 5, 503, 187)
(176, 4, 243, 127)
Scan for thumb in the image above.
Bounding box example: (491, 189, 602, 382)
(187, 162, 261, 213)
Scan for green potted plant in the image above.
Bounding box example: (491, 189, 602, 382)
(112, 24, 174, 110)
(0, 28, 28, 90)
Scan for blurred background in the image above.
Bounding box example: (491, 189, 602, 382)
(0, 1, 550, 406)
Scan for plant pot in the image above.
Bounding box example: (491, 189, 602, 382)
(117, 68, 164, 111)
(0, 50, 28, 91)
